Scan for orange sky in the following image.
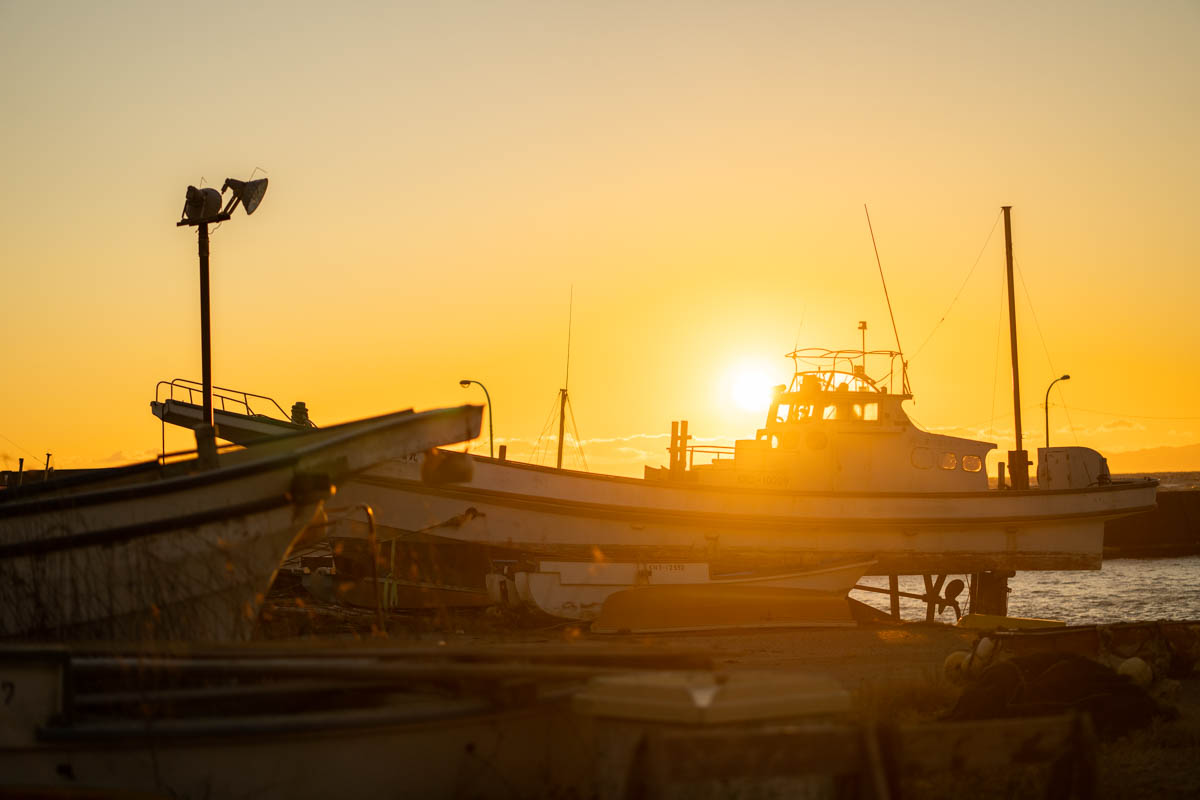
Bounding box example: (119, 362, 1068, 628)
(2, 1, 1198, 476)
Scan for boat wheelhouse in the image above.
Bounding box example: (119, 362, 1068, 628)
(657, 348, 997, 494)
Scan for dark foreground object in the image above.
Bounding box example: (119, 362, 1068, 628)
(1105, 489, 1200, 557)
(948, 653, 1172, 739)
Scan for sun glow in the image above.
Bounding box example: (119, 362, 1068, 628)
(727, 364, 777, 414)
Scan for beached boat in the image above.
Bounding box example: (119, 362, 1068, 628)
(0, 404, 481, 641)
(0, 642, 703, 799)
(499, 558, 875, 621)
(333, 354, 1155, 575)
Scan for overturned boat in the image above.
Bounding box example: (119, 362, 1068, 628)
(0, 404, 482, 641)
(495, 558, 875, 622)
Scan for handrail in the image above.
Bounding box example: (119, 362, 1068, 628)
(154, 378, 313, 427)
(685, 444, 735, 469)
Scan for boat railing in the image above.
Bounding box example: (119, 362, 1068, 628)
(687, 445, 735, 468)
(155, 378, 307, 426)
(785, 347, 911, 396)
(156, 441, 244, 467)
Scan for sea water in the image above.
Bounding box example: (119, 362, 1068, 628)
(853, 473, 1200, 623)
(853, 556, 1200, 625)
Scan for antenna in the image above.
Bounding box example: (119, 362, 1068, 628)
(557, 285, 574, 470)
(564, 284, 573, 391)
(863, 205, 905, 359)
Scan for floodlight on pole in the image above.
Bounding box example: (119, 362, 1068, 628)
(459, 379, 493, 458)
(220, 178, 269, 216)
(1044, 374, 1071, 449)
(176, 175, 269, 467)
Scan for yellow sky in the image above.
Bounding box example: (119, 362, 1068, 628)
(2, 1, 1198, 476)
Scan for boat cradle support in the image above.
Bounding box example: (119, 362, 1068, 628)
(854, 571, 1013, 621)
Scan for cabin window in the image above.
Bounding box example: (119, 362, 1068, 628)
(962, 455, 983, 473)
(939, 452, 957, 470)
(819, 402, 879, 421)
(911, 447, 933, 469)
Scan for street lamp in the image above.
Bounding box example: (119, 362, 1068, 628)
(178, 176, 268, 466)
(459, 379, 494, 458)
(1044, 374, 1070, 449)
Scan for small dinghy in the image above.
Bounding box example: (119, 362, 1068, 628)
(495, 558, 874, 625)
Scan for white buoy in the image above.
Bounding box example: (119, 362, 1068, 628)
(1118, 656, 1153, 687)
(965, 636, 996, 678)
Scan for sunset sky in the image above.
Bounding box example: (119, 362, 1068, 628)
(2, 1, 1198, 477)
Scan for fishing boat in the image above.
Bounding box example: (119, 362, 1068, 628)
(0, 404, 482, 641)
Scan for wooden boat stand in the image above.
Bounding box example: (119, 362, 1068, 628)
(854, 574, 967, 621)
(853, 570, 1014, 621)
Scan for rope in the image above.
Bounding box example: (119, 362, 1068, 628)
(913, 210, 1003, 359)
(1014, 259, 1078, 445)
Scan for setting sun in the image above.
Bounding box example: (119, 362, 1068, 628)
(727, 364, 777, 414)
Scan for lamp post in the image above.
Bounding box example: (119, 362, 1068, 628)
(1044, 374, 1070, 449)
(177, 176, 268, 466)
(459, 379, 494, 458)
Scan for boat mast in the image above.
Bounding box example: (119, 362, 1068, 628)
(1002, 205, 1030, 489)
(556, 286, 573, 470)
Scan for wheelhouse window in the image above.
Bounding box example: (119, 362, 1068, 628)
(817, 402, 879, 421)
(962, 455, 983, 473)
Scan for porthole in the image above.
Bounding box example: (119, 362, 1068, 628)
(939, 452, 957, 470)
(962, 455, 983, 473)
(911, 447, 933, 469)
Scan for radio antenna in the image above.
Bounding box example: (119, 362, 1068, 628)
(864, 204, 904, 359)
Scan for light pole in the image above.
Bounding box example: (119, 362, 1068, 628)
(1044, 374, 1070, 449)
(178, 176, 268, 466)
(459, 379, 493, 458)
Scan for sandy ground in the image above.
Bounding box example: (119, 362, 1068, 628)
(261, 602, 1200, 798)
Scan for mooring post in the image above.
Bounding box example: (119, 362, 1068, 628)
(889, 575, 900, 618)
(972, 570, 1013, 616)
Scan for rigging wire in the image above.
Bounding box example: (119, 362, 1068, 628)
(530, 393, 561, 465)
(1014, 259, 1079, 445)
(0, 431, 39, 460)
(566, 396, 589, 472)
(912, 210, 1003, 359)
(988, 267, 1006, 442)
(1059, 406, 1200, 421)
(863, 205, 905, 359)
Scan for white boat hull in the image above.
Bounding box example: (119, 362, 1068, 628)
(336, 456, 1158, 574)
(512, 559, 875, 621)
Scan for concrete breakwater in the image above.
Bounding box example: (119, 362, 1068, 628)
(1105, 488, 1200, 557)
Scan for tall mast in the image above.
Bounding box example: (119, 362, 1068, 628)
(556, 389, 567, 469)
(556, 286, 573, 470)
(1002, 206, 1029, 489)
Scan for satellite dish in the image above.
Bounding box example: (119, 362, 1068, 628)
(221, 178, 269, 215)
